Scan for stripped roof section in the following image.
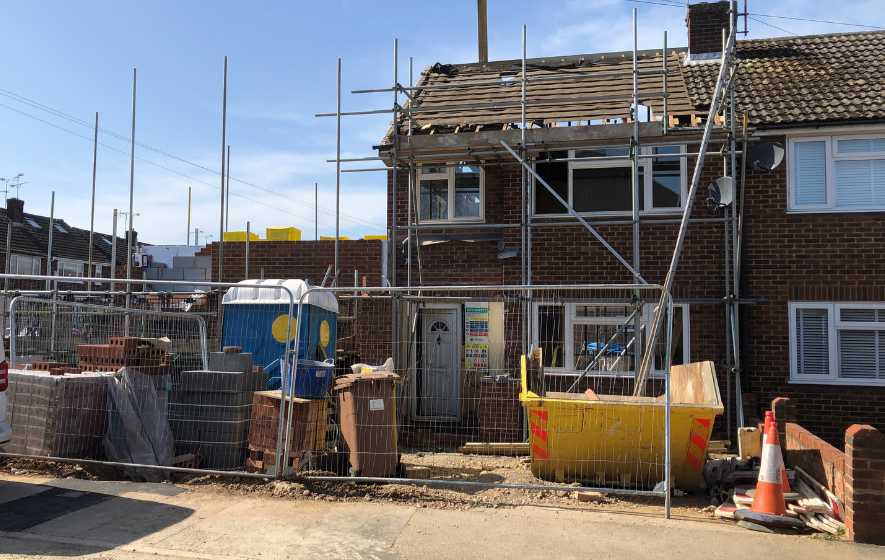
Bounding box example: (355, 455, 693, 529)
(682, 30, 885, 126)
(404, 48, 693, 133)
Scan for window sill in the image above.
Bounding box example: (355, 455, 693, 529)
(789, 377, 885, 388)
(532, 209, 683, 219)
(787, 207, 885, 215)
(417, 218, 485, 225)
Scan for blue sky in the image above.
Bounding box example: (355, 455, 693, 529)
(0, 0, 880, 244)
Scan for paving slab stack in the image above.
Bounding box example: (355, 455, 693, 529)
(5, 370, 109, 458)
(168, 350, 266, 470)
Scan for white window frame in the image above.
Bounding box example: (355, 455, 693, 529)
(56, 258, 85, 278)
(9, 253, 41, 275)
(789, 301, 885, 386)
(417, 164, 485, 223)
(531, 301, 690, 378)
(532, 144, 687, 217)
(788, 133, 885, 213)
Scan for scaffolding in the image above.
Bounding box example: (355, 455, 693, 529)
(316, 2, 748, 440)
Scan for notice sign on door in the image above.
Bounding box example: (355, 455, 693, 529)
(465, 302, 490, 371)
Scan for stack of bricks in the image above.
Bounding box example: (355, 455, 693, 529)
(5, 369, 109, 458)
(478, 376, 523, 443)
(247, 391, 328, 473)
(77, 337, 170, 373)
(168, 351, 266, 471)
(28, 361, 83, 376)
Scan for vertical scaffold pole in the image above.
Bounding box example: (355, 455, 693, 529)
(335, 57, 342, 285)
(631, 9, 643, 387)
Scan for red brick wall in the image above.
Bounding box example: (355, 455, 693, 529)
(742, 135, 885, 445)
(197, 239, 384, 287)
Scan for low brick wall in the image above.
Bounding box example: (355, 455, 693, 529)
(773, 397, 885, 544)
(784, 423, 847, 504)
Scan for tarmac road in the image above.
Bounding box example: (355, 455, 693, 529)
(0, 473, 882, 560)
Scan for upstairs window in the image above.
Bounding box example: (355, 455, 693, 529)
(790, 135, 885, 211)
(533, 145, 686, 216)
(418, 164, 484, 222)
(790, 302, 885, 386)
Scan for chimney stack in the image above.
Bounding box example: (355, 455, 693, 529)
(6, 198, 24, 224)
(477, 0, 488, 63)
(686, 1, 733, 61)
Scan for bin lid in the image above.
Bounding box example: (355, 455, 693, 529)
(334, 372, 400, 390)
(222, 279, 338, 313)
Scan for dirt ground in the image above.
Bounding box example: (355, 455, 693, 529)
(0, 453, 714, 520)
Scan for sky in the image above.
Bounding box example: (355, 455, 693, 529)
(0, 0, 881, 245)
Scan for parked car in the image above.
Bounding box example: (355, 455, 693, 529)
(0, 336, 9, 446)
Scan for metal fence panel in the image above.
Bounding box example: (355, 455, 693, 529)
(279, 284, 677, 504)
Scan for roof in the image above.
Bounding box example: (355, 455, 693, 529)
(390, 29, 885, 141)
(400, 48, 692, 134)
(222, 279, 339, 313)
(682, 30, 885, 127)
(0, 206, 129, 266)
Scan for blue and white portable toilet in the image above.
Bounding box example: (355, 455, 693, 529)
(221, 279, 338, 375)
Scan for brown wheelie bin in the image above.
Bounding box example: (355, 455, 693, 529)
(334, 372, 400, 477)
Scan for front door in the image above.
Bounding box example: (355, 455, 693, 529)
(418, 308, 460, 419)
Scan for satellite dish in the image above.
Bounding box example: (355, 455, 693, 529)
(748, 141, 785, 172)
(707, 176, 735, 208)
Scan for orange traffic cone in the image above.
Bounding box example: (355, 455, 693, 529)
(751, 420, 786, 516)
(763, 410, 792, 493)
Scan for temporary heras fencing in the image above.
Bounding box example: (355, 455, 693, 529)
(0, 274, 724, 517)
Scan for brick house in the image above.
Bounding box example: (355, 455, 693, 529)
(0, 197, 131, 288)
(374, 1, 885, 445)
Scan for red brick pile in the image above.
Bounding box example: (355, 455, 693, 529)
(77, 336, 170, 373)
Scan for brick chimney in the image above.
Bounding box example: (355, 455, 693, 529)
(686, 1, 732, 61)
(6, 198, 24, 224)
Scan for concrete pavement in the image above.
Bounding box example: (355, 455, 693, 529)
(0, 474, 882, 560)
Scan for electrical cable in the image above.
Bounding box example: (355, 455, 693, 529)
(0, 87, 384, 229)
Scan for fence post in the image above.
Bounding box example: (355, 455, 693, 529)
(771, 396, 795, 453)
(845, 424, 885, 544)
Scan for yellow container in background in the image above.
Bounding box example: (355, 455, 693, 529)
(519, 359, 723, 491)
(265, 227, 302, 241)
(223, 231, 260, 242)
(320, 235, 350, 240)
(363, 235, 387, 240)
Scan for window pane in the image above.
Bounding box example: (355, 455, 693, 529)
(534, 151, 568, 214)
(838, 329, 878, 379)
(575, 305, 630, 318)
(573, 167, 631, 212)
(836, 137, 885, 154)
(796, 308, 829, 375)
(652, 146, 682, 208)
(537, 305, 564, 368)
(841, 308, 877, 322)
(420, 179, 448, 220)
(573, 322, 632, 373)
(454, 166, 481, 218)
(834, 159, 885, 207)
(793, 141, 827, 205)
(575, 147, 629, 158)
